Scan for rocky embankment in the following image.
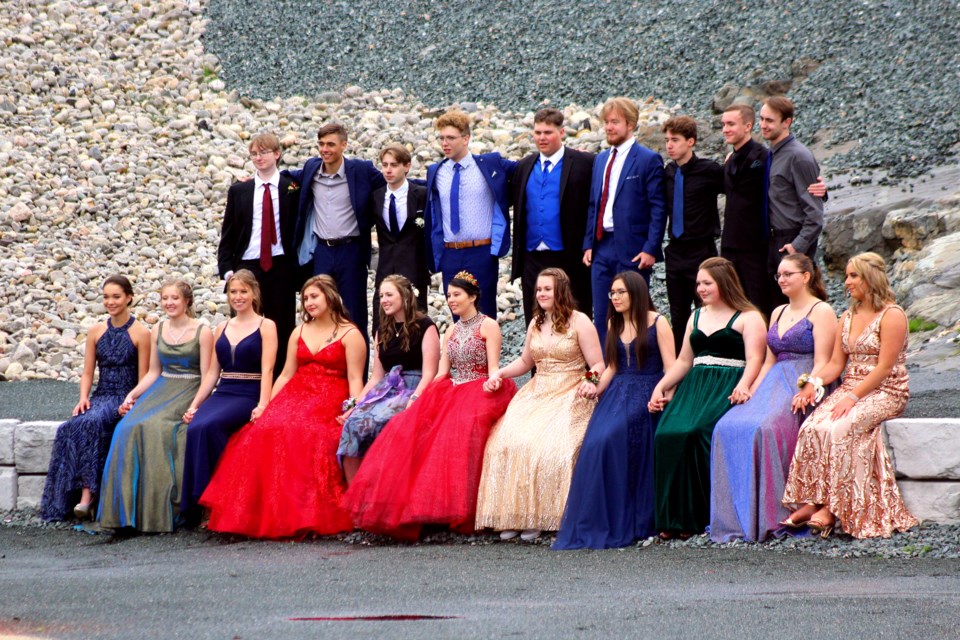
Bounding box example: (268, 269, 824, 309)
(1, 0, 959, 385)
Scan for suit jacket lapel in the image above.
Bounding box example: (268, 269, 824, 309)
(614, 144, 640, 200)
(374, 189, 387, 236)
(557, 148, 572, 204)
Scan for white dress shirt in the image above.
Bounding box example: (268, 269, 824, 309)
(601, 137, 635, 232)
(242, 169, 284, 260)
(383, 179, 409, 231)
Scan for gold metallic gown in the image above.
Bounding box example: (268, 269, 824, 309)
(783, 305, 918, 538)
(476, 326, 596, 531)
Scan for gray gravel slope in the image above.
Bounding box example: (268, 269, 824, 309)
(203, 0, 960, 177)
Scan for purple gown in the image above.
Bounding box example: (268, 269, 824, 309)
(709, 312, 816, 542)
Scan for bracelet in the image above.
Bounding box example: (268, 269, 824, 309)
(341, 397, 357, 412)
(797, 373, 825, 404)
(845, 391, 860, 403)
(409, 394, 419, 401)
(584, 370, 600, 385)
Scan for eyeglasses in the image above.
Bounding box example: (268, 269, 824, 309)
(608, 289, 628, 299)
(774, 271, 803, 281)
(249, 150, 277, 158)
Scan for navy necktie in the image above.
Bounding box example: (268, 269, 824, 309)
(672, 166, 684, 239)
(450, 162, 462, 234)
(762, 152, 772, 239)
(389, 193, 400, 236)
(541, 159, 552, 186)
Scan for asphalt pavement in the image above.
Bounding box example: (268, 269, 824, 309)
(1, 527, 959, 640)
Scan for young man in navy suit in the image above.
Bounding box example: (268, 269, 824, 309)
(370, 143, 428, 333)
(510, 108, 595, 326)
(217, 132, 298, 375)
(582, 97, 668, 344)
(424, 110, 518, 318)
(287, 123, 385, 340)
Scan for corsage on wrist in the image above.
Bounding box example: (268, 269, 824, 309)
(584, 370, 600, 385)
(796, 373, 825, 403)
(341, 397, 357, 412)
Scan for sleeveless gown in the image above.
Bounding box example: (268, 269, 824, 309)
(337, 316, 436, 462)
(475, 324, 597, 532)
(99, 323, 203, 532)
(783, 306, 918, 538)
(180, 325, 263, 514)
(40, 317, 139, 521)
(654, 309, 745, 534)
(200, 334, 354, 539)
(710, 307, 817, 542)
(344, 313, 517, 540)
(554, 322, 664, 549)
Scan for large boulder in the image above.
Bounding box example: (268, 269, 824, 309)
(893, 231, 960, 326)
(13, 421, 60, 474)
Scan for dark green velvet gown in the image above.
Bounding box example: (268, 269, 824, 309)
(654, 309, 745, 534)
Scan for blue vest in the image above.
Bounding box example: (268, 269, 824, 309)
(525, 158, 564, 252)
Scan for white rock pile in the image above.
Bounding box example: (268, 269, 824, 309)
(0, 0, 677, 382)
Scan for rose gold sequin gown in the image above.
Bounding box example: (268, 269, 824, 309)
(783, 305, 918, 538)
(476, 325, 597, 532)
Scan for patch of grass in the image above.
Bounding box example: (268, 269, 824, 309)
(201, 66, 218, 82)
(908, 317, 938, 333)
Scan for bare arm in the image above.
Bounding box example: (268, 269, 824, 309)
(648, 315, 695, 412)
(342, 326, 368, 401)
(252, 319, 278, 420)
(270, 329, 302, 400)
(574, 312, 605, 399)
(730, 311, 768, 404)
(74, 324, 104, 415)
(481, 317, 504, 376)
(655, 314, 677, 372)
(183, 322, 226, 422)
(487, 320, 536, 388)
(434, 326, 453, 380)
(408, 324, 441, 403)
(132, 322, 151, 381)
(337, 331, 386, 424)
(120, 326, 162, 415)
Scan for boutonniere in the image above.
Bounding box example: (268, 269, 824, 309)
(414, 217, 425, 228)
(288, 182, 300, 193)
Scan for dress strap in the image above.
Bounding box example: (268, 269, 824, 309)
(649, 313, 661, 329)
(157, 321, 164, 346)
(803, 300, 823, 319)
(725, 310, 742, 329)
(693, 308, 701, 329)
(774, 305, 787, 323)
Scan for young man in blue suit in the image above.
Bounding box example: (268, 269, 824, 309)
(582, 97, 668, 344)
(287, 123, 385, 340)
(424, 110, 518, 318)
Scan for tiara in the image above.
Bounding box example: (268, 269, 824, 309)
(453, 270, 478, 286)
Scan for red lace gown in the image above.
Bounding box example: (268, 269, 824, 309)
(200, 336, 354, 539)
(344, 313, 517, 540)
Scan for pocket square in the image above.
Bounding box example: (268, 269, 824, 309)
(625, 175, 640, 180)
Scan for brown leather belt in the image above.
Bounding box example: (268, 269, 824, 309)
(444, 238, 492, 249)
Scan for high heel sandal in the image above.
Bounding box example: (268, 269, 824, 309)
(807, 519, 834, 539)
(73, 502, 93, 521)
(778, 516, 810, 528)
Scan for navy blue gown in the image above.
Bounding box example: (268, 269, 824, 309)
(40, 317, 139, 521)
(180, 325, 262, 514)
(554, 322, 663, 549)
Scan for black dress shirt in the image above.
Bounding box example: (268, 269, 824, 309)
(663, 154, 723, 242)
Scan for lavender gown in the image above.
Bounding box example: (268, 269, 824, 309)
(709, 311, 816, 542)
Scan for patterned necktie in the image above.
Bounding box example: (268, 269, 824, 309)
(450, 162, 462, 234)
(260, 183, 277, 272)
(596, 147, 618, 241)
(389, 193, 400, 236)
(672, 166, 684, 238)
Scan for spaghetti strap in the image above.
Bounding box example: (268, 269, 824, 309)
(157, 321, 164, 346)
(725, 310, 741, 329)
(803, 300, 823, 319)
(774, 306, 787, 323)
(649, 313, 662, 329)
(693, 308, 701, 329)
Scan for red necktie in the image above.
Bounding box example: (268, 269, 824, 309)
(596, 147, 618, 241)
(260, 183, 277, 271)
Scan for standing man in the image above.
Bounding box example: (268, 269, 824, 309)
(510, 108, 595, 326)
(371, 143, 429, 324)
(288, 123, 385, 339)
(662, 116, 723, 352)
(720, 104, 771, 315)
(424, 110, 517, 318)
(759, 96, 825, 310)
(218, 132, 298, 375)
(583, 97, 667, 344)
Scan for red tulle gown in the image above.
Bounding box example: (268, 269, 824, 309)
(344, 313, 516, 540)
(200, 333, 355, 539)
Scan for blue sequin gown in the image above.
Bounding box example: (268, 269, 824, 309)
(709, 315, 815, 542)
(40, 317, 139, 521)
(181, 326, 262, 514)
(554, 323, 663, 549)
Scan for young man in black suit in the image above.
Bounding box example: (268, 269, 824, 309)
(370, 144, 429, 333)
(217, 132, 298, 375)
(510, 108, 595, 326)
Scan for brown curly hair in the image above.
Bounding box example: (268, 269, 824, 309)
(299, 274, 350, 326)
(377, 275, 426, 353)
(533, 268, 577, 335)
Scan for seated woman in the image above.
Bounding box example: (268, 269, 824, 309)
(179, 270, 277, 522)
(709, 254, 837, 542)
(554, 271, 675, 549)
(98, 280, 213, 532)
(40, 275, 150, 521)
(475, 268, 604, 542)
(200, 275, 365, 539)
(337, 274, 440, 484)
(344, 271, 517, 541)
(649, 257, 767, 540)
(782, 252, 918, 539)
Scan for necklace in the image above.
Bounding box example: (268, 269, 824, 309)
(167, 322, 192, 343)
(325, 324, 339, 344)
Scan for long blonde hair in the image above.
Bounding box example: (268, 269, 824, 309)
(226, 269, 262, 314)
(847, 252, 896, 313)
